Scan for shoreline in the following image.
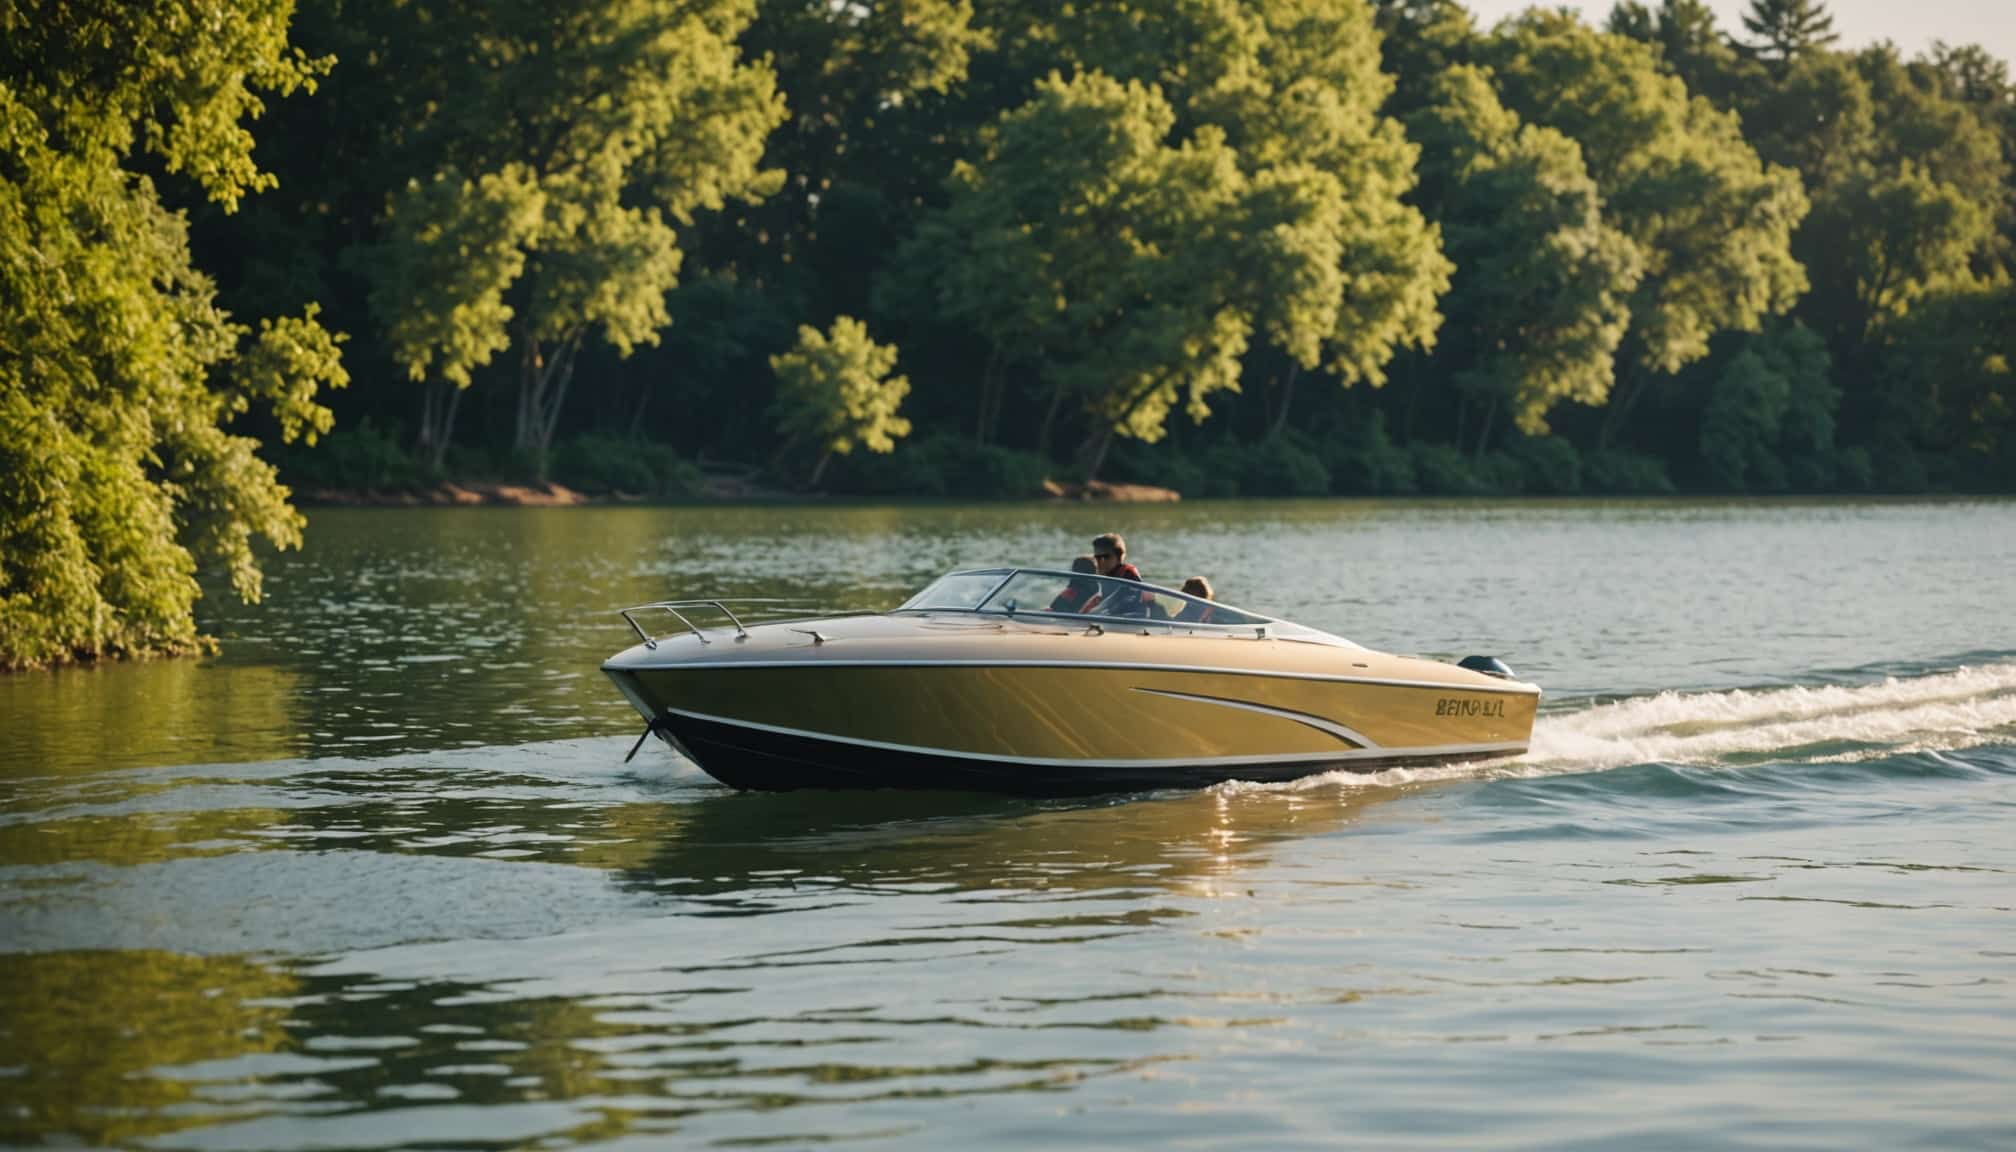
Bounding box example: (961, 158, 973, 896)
(296, 477, 1187, 506)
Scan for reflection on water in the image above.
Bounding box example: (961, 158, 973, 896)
(3, 501, 2015, 1149)
(0, 952, 297, 1147)
(618, 783, 1405, 904)
(0, 661, 304, 776)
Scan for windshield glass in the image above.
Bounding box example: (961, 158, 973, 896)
(897, 570, 1011, 612)
(975, 570, 1266, 628)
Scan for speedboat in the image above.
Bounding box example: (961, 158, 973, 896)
(603, 567, 1539, 795)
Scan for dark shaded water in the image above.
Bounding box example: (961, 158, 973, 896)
(4, 501, 2014, 1148)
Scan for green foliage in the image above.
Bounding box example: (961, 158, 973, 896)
(1583, 449, 1677, 493)
(549, 435, 701, 498)
(894, 71, 1256, 456)
(1202, 437, 1333, 498)
(366, 167, 544, 388)
(1409, 442, 1490, 494)
(1407, 65, 1641, 434)
(1322, 411, 1420, 495)
(276, 420, 423, 490)
(1738, 0, 1838, 63)
(347, 0, 788, 472)
(830, 435, 1052, 499)
(770, 317, 914, 484)
(1608, 0, 1750, 106)
(0, 0, 344, 669)
(12, 0, 2015, 663)
(1872, 283, 2016, 468)
(1505, 435, 1585, 494)
(1487, 13, 1809, 377)
(898, 1, 1450, 468)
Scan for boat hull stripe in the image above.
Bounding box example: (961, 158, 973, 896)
(656, 706, 1522, 770)
(1130, 687, 1380, 748)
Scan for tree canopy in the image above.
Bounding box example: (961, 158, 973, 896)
(8, 0, 2016, 668)
(1, 0, 346, 668)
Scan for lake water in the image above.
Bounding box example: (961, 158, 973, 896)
(3, 500, 2014, 1149)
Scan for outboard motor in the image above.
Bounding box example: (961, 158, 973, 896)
(1458, 655, 1516, 680)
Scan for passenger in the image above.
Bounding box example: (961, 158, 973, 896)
(1176, 576, 1215, 624)
(1048, 555, 1102, 613)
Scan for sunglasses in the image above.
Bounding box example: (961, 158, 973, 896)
(1094, 552, 1117, 560)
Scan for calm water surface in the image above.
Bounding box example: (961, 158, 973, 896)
(3, 500, 2014, 1149)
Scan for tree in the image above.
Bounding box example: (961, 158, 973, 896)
(1405, 65, 1641, 445)
(1485, 13, 1808, 444)
(1740, 48, 1875, 193)
(1697, 324, 1835, 489)
(1607, 0, 1752, 108)
(1006, 0, 1453, 428)
(1872, 283, 2016, 480)
(352, 0, 787, 478)
(769, 316, 913, 485)
(0, 0, 348, 669)
(1738, 0, 1838, 65)
(893, 73, 1258, 475)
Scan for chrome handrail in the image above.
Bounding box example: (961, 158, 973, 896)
(618, 599, 769, 648)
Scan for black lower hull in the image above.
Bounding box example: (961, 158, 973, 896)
(660, 712, 1508, 796)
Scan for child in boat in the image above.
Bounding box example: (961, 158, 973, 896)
(1048, 555, 1102, 612)
(1176, 576, 1215, 623)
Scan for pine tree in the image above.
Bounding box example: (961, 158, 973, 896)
(1739, 0, 1840, 63)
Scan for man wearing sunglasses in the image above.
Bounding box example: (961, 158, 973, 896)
(1089, 532, 1163, 619)
(1090, 533, 1142, 583)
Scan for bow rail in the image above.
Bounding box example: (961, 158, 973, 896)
(618, 598, 829, 648)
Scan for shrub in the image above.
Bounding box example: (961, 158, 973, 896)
(1321, 412, 1415, 495)
(1410, 442, 1489, 494)
(1504, 435, 1582, 494)
(1227, 435, 1330, 497)
(550, 434, 701, 497)
(1582, 449, 1674, 494)
(1182, 438, 1331, 498)
(1107, 439, 1207, 497)
(276, 418, 422, 490)
(827, 434, 1051, 499)
(1868, 444, 1930, 493)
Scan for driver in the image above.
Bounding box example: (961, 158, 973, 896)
(1090, 533, 1155, 617)
(1090, 533, 1143, 583)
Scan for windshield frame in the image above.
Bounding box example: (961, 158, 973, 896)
(892, 567, 1356, 646)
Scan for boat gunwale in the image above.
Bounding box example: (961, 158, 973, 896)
(603, 655, 1544, 696)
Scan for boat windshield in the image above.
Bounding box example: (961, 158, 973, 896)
(898, 569, 1015, 611)
(896, 567, 1354, 644)
(974, 569, 1269, 627)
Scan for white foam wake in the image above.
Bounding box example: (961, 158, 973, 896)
(1218, 663, 2016, 795)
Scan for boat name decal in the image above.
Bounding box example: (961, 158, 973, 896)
(1436, 697, 1505, 718)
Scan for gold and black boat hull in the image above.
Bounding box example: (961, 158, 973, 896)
(606, 657, 1538, 795)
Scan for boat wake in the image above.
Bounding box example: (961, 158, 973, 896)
(1219, 661, 2016, 794)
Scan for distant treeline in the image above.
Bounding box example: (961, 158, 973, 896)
(3, 0, 2013, 664)
(231, 0, 2015, 501)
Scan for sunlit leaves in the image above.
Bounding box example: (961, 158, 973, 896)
(367, 167, 545, 387)
(0, 2, 343, 667)
(1408, 65, 1641, 434)
(348, 0, 787, 467)
(770, 317, 913, 482)
(1487, 13, 1808, 375)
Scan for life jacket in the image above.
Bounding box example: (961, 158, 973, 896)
(1105, 563, 1157, 615)
(1048, 581, 1097, 612)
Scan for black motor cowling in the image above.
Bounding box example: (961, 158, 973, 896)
(1458, 655, 1516, 680)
